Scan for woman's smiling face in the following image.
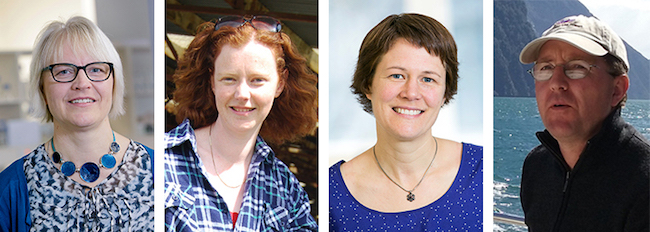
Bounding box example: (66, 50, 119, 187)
(43, 43, 114, 130)
(367, 38, 446, 141)
(212, 40, 284, 134)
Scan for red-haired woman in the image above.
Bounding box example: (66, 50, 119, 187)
(164, 16, 318, 231)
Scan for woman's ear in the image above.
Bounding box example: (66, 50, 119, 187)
(365, 82, 373, 101)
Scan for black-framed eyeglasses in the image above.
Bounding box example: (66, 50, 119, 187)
(43, 62, 114, 83)
(528, 60, 599, 81)
(214, 15, 282, 33)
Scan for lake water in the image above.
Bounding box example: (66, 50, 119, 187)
(493, 97, 650, 232)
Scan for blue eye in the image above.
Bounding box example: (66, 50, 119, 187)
(423, 77, 434, 83)
(389, 74, 404, 79)
(58, 69, 73, 75)
(250, 78, 268, 86)
(52, 65, 75, 76)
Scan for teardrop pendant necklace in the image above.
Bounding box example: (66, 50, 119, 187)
(51, 131, 120, 183)
(373, 137, 438, 202)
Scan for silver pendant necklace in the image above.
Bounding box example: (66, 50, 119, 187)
(373, 137, 438, 202)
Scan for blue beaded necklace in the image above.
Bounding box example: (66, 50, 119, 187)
(51, 131, 120, 183)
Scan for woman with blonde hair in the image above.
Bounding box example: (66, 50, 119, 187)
(0, 16, 154, 231)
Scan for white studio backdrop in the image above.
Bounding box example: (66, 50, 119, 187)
(328, 0, 483, 165)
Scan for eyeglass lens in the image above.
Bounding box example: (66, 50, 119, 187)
(50, 62, 112, 82)
(531, 60, 592, 81)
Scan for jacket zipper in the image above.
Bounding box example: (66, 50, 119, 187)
(550, 141, 589, 232)
(538, 133, 588, 232)
(552, 170, 571, 232)
(562, 172, 570, 192)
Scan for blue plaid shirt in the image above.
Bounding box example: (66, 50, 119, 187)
(164, 119, 317, 231)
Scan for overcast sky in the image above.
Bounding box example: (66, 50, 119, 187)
(579, 0, 650, 59)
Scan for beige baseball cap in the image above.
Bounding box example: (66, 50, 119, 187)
(519, 15, 629, 70)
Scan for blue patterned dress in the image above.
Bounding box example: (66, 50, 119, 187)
(25, 140, 154, 231)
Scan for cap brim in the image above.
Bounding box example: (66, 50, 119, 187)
(519, 33, 608, 64)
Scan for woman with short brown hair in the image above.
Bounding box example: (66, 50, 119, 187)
(329, 13, 482, 231)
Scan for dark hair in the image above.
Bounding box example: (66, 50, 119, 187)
(172, 22, 318, 145)
(603, 53, 628, 108)
(350, 13, 459, 113)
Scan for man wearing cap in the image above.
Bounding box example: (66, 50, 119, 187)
(518, 15, 649, 231)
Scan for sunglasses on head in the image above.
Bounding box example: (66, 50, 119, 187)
(214, 15, 282, 33)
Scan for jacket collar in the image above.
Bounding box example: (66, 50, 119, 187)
(536, 108, 630, 168)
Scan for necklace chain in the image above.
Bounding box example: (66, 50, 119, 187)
(209, 124, 245, 188)
(373, 137, 438, 202)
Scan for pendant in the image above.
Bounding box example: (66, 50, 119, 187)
(100, 154, 117, 168)
(52, 151, 62, 163)
(60, 161, 76, 176)
(407, 192, 415, 202)
(110, 141, 120, 153)
(80, 162, 100, 182)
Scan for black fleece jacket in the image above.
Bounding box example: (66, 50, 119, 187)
(521, 108, 650, 232)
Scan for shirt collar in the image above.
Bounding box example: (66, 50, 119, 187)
(164, 118, 197, 151)
(253, 135, 276, 165)
(166, 118, 276, 164)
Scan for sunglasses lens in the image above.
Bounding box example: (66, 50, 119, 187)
(215, 16, 245, 31)
(214, 16, 281, 32)
(252, 16, 281, 32)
